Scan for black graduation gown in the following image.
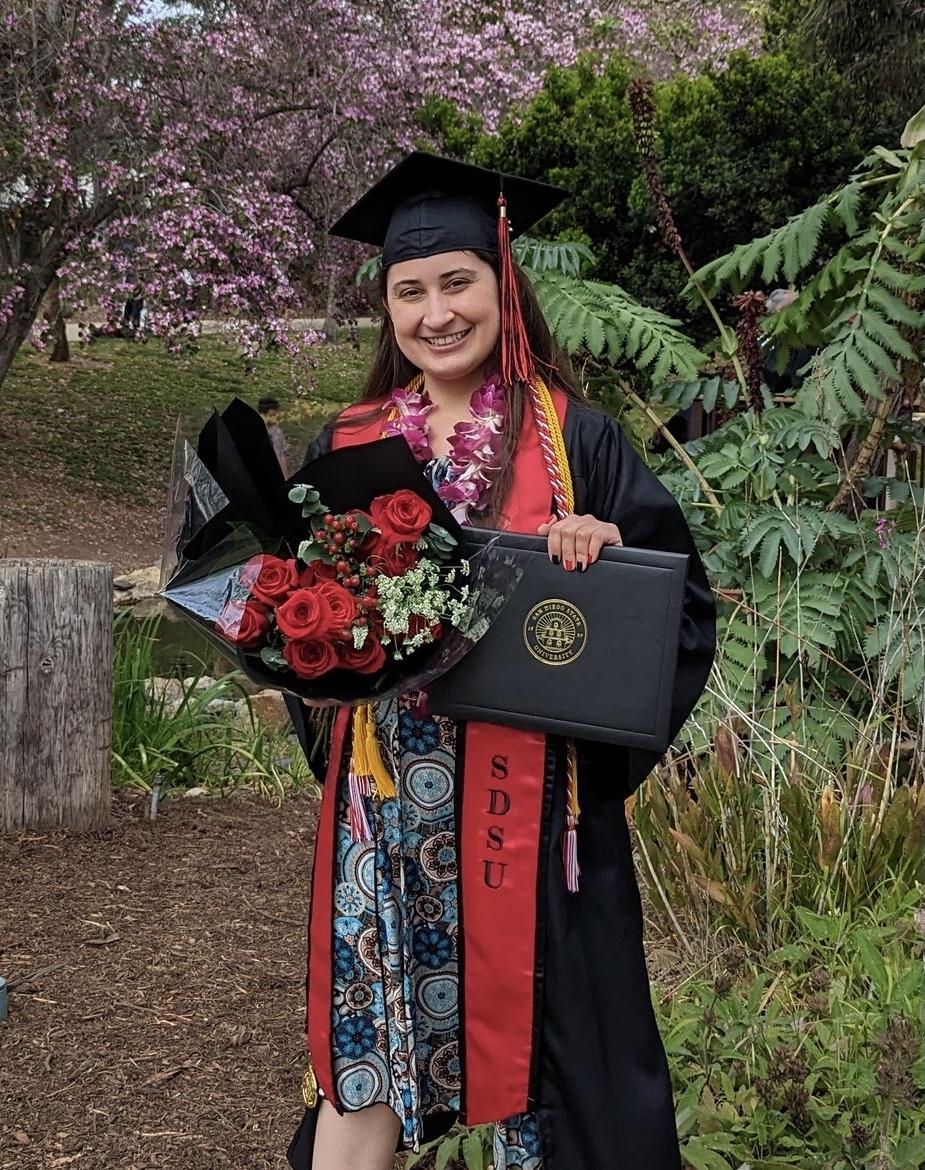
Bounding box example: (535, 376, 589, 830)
(285, 399, 716, 1170)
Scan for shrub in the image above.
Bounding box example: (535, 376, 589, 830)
(425, 52, 881, 319)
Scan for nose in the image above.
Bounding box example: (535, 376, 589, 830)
(421, 293, 455, 333)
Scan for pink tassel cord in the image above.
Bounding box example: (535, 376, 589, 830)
(562, 740, 581, 892)
(347, 771, 373, 842)
(562, 816, 580, 893)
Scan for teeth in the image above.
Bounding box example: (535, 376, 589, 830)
(423, 329, 470, 347)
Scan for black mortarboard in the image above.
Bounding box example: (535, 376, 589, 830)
(328, 151, 567, 268)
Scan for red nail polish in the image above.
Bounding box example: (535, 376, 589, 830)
(564, 559, 573, 572)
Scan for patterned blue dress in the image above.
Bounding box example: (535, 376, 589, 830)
(328, 458, 540, 1165)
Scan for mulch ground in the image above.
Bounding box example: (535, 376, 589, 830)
(0, 792, 320, 1170)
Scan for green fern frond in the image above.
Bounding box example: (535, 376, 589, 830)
(530, 271, 706, 381)
(513, 237, 596, 276)
(752, 572, 847, 666)
(864, 615, 925, 705)
(761, 407, 840, 457)
(715, 613, 768, 700)
(741, 505, 858, 576)
(687, 200, 831, 298)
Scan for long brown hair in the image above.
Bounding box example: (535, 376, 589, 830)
(338, 250, 584, 523)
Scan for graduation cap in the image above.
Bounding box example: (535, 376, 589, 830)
(329, 151, 569, 387)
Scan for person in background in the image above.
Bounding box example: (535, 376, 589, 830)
(258, 396, 291, 476)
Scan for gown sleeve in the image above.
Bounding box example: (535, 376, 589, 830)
(577, 411, 716, 796)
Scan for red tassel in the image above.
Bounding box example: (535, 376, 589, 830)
(497, 194, 533, 386)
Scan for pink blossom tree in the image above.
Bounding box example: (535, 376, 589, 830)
(0, 0, 758, 390)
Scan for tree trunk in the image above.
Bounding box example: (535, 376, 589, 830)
(0, 559, 112, 833)
(43, 277, 70, 363)
(0, 244, 65, 391)
(0, 298, 43, 390)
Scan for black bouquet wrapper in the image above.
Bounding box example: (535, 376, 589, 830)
(161, 399, 518, 706)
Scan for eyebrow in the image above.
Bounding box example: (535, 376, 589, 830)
(391, 267, 477, 290)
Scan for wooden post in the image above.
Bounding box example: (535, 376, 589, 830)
(0, 559, 112, 833)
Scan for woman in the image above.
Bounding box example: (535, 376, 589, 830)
(286, 152, 716, 1170)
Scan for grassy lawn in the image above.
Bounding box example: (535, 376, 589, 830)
(0, 332, 372, 508)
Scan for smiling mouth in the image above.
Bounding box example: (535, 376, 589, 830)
(421, 327, 472, 348)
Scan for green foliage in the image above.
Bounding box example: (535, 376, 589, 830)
(404, 1121, 493, 1169)
(658, 889, 925, 1169)
(760, 0, 916, 143)
(111, 612, 316, 799)
(688, 141, 925, 423)
(447, 53, 875, 320)
(512, 236, 595, 277)
(530, 270, 707, 381)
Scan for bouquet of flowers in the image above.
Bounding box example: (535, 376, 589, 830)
(216, 484, 473, 679)
(160, 399, 516, 705)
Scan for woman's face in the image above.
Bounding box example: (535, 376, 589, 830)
(384, 250, 500, 384)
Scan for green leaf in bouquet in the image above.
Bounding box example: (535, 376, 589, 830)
(349, 510, 374, 536)
(298, 540, 330, 564)
(259, 646, 287, 670)
(427, 523, 458, 549)
(290, 482, 327, 516)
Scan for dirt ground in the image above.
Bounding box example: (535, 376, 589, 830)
(0, 468, 164, 575)
(0, 793, 320, 1170)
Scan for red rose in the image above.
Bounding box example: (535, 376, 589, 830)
(244, 554, 296, 605)
(370, 489, 432, 544)
(275, 586, 333, 639)
(370, 540, 419, 577)
(313, 581, 358, 635)
(339, 632, 387, 675)
(215, 599, 271, 648)
(283, 638, 338, 679)
(296, 560, 338, 588)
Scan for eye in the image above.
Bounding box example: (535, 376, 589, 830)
(397, 287, 423, 300)
(445, 278, 470, 291)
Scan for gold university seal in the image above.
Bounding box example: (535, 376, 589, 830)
(524, 599, 588, 666)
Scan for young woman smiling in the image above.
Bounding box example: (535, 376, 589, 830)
(285, 153, 716, 1170)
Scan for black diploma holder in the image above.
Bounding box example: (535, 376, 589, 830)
(426, 529, 689, 751)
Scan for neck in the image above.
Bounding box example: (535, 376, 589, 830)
(422, 366, 486, 411)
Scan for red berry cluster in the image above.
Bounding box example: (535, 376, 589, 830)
(316, 512, 379, 593)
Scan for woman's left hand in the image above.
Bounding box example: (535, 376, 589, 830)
(537, 513, 623, 571)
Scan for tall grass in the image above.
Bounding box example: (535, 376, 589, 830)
(111, 611, 317, 799)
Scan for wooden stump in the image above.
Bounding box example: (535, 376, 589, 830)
(0, 559, 112, 833)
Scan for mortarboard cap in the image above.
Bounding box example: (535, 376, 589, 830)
(329, 151, 568, 268)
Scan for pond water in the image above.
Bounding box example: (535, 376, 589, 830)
(130, 602, 243, 680)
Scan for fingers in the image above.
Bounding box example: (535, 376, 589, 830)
(559, 522, 579, 573)
(538, 515, 623, 570)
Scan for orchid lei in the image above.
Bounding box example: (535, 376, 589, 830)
(383, 373, 506, 522)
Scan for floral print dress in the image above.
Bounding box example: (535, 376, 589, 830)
(329, 698, 540, 1167)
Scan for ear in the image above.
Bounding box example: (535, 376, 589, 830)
(381, 295, 391, 320)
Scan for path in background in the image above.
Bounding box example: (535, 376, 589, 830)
(0, 794, 318, 1170)
(63, 319, 377, 341)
